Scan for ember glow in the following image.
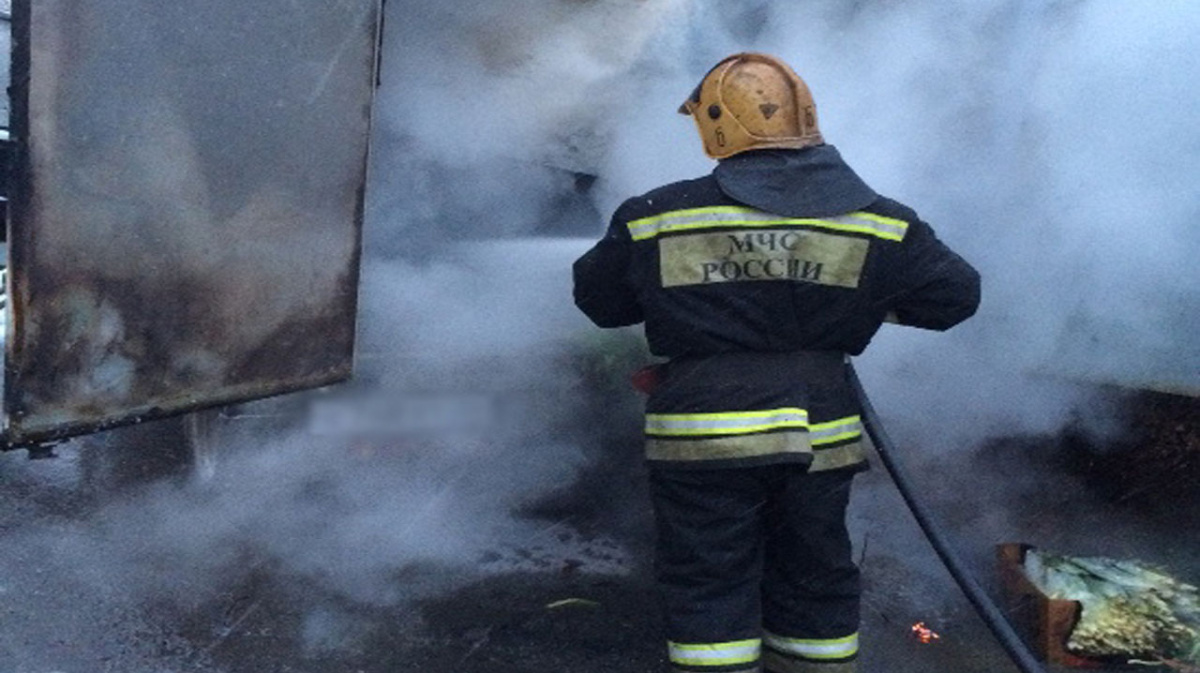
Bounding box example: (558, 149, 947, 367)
(911, 622, 941, 644)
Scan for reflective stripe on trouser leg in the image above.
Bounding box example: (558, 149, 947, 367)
(761, 470, 860, 660)
(668, 639, 762, 672)
(763, 631, 858, 672)
(650, 468, 774, 673)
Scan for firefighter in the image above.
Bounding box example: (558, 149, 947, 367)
(572, 53, 980, 673)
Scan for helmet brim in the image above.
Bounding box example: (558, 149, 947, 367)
(678, 82, 702, 115)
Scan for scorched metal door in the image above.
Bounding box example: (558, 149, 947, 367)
(4, 0, 381, 446)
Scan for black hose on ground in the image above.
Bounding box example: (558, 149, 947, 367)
(847, 364, 1048, 673)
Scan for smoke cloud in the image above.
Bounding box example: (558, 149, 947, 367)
(371, 0, 1200, 444)
(744, 1, 1200, 446)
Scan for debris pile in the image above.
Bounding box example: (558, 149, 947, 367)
(1068, 390, 1200, 504)
(1024, 550, 1200, 666)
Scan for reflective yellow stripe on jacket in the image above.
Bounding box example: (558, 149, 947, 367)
(810, 417, 863, 446)
(646, 408, 809, 436)
(627, 206, 908, 242)
(645, 412, 865, 470)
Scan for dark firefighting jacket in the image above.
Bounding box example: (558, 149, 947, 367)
(574, 145, 980, 471)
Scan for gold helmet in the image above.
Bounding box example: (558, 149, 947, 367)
(679, 53, 824, 160)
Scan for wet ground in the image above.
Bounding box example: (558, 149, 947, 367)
(1, 387, 1196, 673)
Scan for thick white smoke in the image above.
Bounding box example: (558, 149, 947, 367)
(751, 1, 1200, 448)
(361, 0, 1200, 600)
(373, 0, 1200, 444)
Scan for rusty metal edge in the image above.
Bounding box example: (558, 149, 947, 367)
(345, 0, 384, 385)
(1, 366, 351, 450)
(4, 0, 30, 440)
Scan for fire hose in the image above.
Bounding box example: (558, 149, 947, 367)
(847, 363, 1048, 673)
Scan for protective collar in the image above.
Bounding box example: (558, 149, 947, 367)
(714, 145, 877, 218)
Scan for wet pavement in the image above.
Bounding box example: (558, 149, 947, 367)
(1, 390, 1195, 673)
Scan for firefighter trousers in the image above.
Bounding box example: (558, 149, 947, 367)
(649, 464, 860, 673)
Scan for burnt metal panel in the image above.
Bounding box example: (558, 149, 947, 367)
(5, 0, 381, 446)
